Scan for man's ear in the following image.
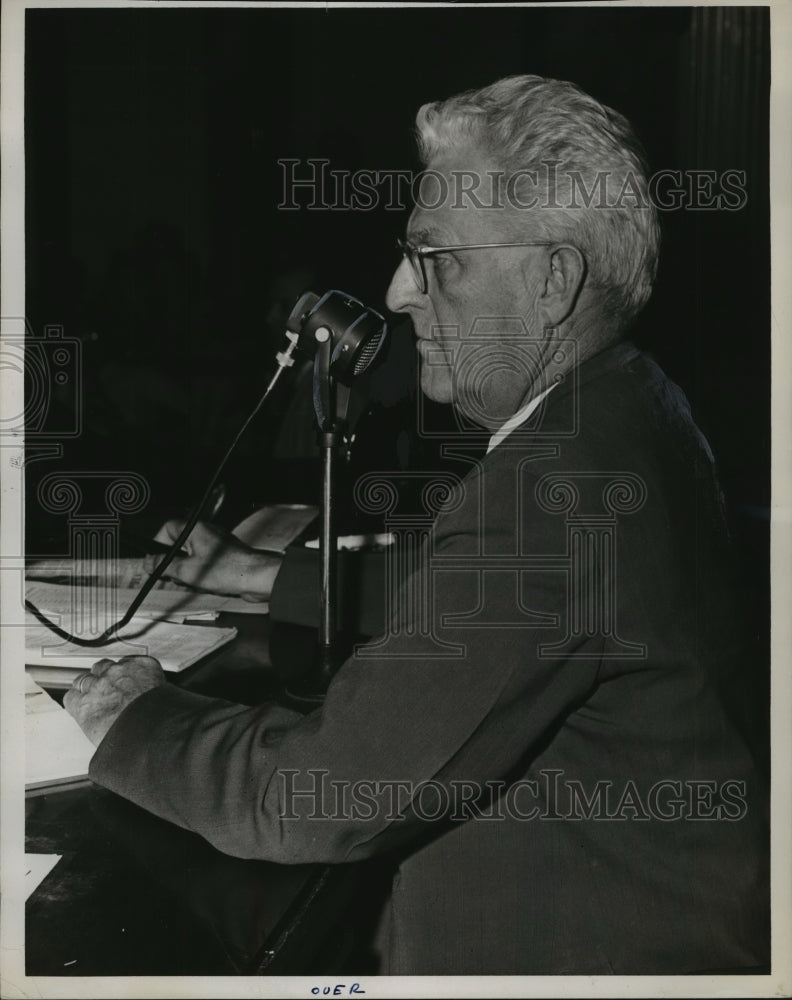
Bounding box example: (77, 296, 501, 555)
(533, 245, 587, 326)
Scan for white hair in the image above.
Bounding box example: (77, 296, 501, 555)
(416, 75, 660, 324)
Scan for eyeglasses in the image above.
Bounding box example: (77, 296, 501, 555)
(397, 237, 554, 294)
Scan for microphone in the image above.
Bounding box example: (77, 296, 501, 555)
(286, 289, 388, 385)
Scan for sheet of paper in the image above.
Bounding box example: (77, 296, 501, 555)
(25, 670, 63, 713)
(25, 580, 267, 624)
(26, 556, 180, 591)
(25, 613, 237, 674)
(232, 504, 317, 553)
(25, 854, 62, 900)
(304, 532, 395, 551)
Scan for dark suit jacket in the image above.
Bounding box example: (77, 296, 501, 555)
(90, 341, 769, 974)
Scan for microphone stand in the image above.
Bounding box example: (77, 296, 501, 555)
(315, 331, 344, 690)
(278, 289, 387, 707)
(318, 420, 341, 686)
(286, 332, 350, 705)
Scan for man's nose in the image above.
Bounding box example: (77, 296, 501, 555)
(386, 257, 423, 313)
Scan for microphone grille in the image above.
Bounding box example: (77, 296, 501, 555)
(353, 327, 385, 376)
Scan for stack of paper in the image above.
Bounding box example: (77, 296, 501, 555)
(25, 673, 95, 793)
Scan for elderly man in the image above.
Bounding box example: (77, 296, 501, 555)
(65, 76, 768, 974)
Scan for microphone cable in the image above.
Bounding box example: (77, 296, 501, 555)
(25, 331, 302, 647)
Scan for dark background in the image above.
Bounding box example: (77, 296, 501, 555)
(24, 5, 770, 740)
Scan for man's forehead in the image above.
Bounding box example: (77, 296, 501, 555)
(407, 149, 520, 244)
(406, 203, 514, 247)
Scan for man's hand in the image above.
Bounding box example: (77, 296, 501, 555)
(64, 656, 166, 747)
(144, 519, 281, 600)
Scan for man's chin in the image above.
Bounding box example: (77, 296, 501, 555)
(419, 369, 454, 405)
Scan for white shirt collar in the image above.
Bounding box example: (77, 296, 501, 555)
(486, 383, 558, 454)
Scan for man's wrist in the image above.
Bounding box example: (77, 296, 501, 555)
(239, 548, 283, 600)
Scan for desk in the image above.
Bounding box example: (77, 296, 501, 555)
(25, 613, 386, 975)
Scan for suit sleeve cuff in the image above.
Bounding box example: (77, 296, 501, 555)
(88, 683, 227, 785)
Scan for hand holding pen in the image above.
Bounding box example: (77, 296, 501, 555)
(144, 517, 282, 602)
